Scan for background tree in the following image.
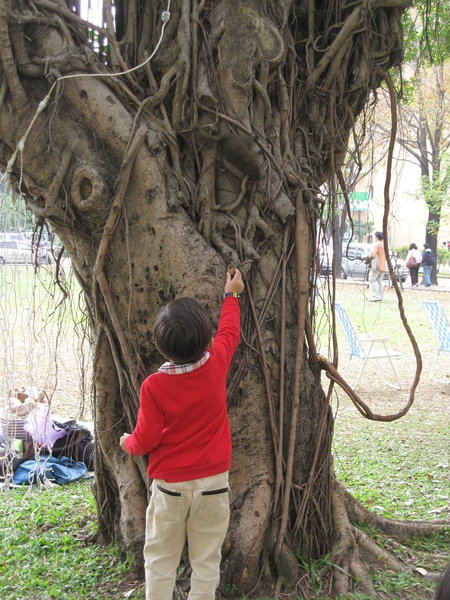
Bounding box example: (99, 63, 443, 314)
(375, 3, 450, 284)
(394, 62, 450, 283)
(1, 0, 447, 597)
(335, 2, 450, 285)
(323, 109, 386, 278)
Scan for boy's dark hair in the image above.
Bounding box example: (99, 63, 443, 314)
(375, 231, 383, 241)
(424, 242, 430, 249)
(153, 297, 212, 364)
(435, 563, 450, 600)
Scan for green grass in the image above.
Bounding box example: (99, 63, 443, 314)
(0, 480, 143, 600)
(0, 264, 87, 325)
(333, 407, 450, 521)
(326, 285, 450, 523)
(1, 282, 448, 599)
(315, 281, 447, 350)
(325, 283, 450, 599)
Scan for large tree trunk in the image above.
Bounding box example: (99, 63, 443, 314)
(0, 0, 416, 595)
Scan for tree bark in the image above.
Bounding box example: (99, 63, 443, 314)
(0, 0, 425, 595)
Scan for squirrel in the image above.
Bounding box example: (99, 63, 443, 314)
(195, 128, 261, 181)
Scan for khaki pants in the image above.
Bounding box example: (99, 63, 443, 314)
(368, 269, 384, 300)
(144, 471, 230, 600)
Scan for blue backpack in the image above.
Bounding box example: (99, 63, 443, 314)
(13, 455, 87, 485)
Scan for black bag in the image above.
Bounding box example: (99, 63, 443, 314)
(429, 252, 435, 266)
(0, 441, 34, 475)
(43, 420, 95, 471)
(0, 443, 24, 475)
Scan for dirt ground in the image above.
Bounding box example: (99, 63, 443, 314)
(325, 280, 450, 421)
(0, 323, 94, 423)
(1, 277, 448, 599)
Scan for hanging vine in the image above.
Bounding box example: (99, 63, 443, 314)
(1, 1, 447, 597)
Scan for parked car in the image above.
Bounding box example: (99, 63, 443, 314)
(319, 243, 407, 282)
(319, 246, 346, 278)
(341, 243, 407, 282)
(0, 238, 46, 265)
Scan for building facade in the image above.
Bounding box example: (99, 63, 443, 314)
(353, 148, 450, 250)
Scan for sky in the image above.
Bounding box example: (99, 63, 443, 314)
(79, 0, 103, 26)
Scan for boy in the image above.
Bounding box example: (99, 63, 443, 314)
(120, 269, 244, 600)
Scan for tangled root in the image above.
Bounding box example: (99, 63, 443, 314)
(328, 478, 449, 597)
(340, 480, 450, 540)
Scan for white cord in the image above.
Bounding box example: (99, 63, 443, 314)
(3, 0, 171, 181)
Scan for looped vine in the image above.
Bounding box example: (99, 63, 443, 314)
(0, 0, 433, 596)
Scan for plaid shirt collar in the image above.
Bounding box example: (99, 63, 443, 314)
(158, 351, 210, 375)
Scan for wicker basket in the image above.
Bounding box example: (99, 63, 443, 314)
(1, 412, 30, 442)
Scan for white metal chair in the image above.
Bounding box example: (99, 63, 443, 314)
(334, 302, 402, 390)
(422, 301, 450, 384)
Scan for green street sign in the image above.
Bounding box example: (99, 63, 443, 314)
(350, 192, 368, 201)
(349, 191, 369, 211)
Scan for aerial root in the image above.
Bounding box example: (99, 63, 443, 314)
(351, 525, 404, 572)
(339, 480, 450, 539)
(330, 476, 378, 598)
(335, 480, 449, 582)
(275, 477, 448, 599)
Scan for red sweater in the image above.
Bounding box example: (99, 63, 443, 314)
(125, 297, 240, 482)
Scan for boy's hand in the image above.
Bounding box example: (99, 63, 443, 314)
(120, 433, 131, 452)
(225, 268, 245, 295)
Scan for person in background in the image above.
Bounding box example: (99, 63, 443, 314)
(405, 243, 422, 287)
(421, 243, 435, 288)
(368, 231, 386, 302)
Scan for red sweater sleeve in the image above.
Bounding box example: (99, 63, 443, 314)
(212, 296, 241, 369)
(125, 377, 164, 455)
